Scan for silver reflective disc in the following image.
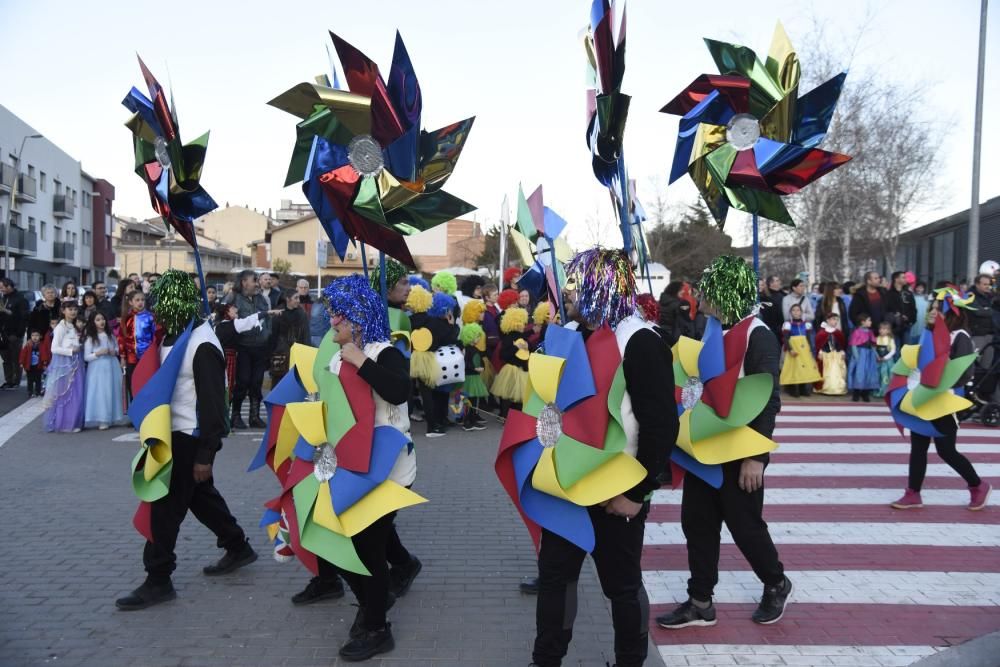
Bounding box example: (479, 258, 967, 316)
(536, 403, 563, 448)
(681, 376, 704, 410)
(313, 444, 339, 482)
(726, 114, 760, 151)
(347, 134, 385, 177)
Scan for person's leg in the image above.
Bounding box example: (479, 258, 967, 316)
(385, 521, 411, 568)
(908, 433, 932, 491)
(933, 435, 982, 487)
(532, 528, 588, 667)
(125, 362, 136, 403)
(681, 471, 724, 602)
(589, 503, 650, 667)
(338, 513, 395, 632)
(142, 437, 198, 583)
(718, 462, 784, 588)
(233, 347, 251, 416)
(183, 439, 250, 554)
(418, 383, 438, 433)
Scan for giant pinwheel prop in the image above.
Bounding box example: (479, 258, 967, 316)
(661, 22, 850, 231)
(509, 184, 572, 320)
(670, 316, 778, 487)
(250, 335, 426, 575)
(495, 323, 648, 552)
(122, 57, 217, 308)
(269, 31, 476, 268)
(886, 313, 976, 438)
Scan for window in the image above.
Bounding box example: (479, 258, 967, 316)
(288, 240, 305, 255)
(82, 192, 91, 209)
(83, 230, 90, 246)
(28, 217, 35, 232)
(40, 221, 46, 241)
(27, 165, 35, 178)
(54, 180, 61, 195)
(40, 172, 47, 191)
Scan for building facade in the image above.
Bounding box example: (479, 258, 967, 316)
(197, 205, 270, 258)
(0, 104, 115, 289)
(114, 217, 246, 284)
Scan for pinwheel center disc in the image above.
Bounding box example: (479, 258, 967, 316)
(313, 444, 338, 482)
(907, 368, 922, 391)
(681, 377, 704, 410)
(154, 136, 172, 169)
(348, 134, 385, 177)
(726, 114, 760, 151)
(536, 403, 563, 448)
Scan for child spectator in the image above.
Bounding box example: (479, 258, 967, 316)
(43, 299, 86, 432)
(779, 303, 821, 397)
(19, 330, 44, 397)
(814, 312, 847, 395)
(117, 289, 155, 404)
(874, 320, 897, 398)
(83, 312, 125, 430)
(848, 313, 879, 402)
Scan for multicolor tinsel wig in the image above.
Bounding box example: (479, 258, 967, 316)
(428, 292, 457, 319)
(501, 306, 528, 333)
(459, 322, 485, 347)
(636, 293, 660, 324)
(408, 275, 431, 291)
(431, 271, 457, 295)
(323, 274, 390, 346)
(150, 269, 200, 335)
(406, 285, 432, 314)
(564, 248, 637, 328)
(497, 288, 520, 311)
(699, 255, 757, 326)
(462, 299, 486, 324)
(370, 257, 408, 292)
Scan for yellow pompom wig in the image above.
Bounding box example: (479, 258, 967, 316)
(462, 299, 486, 324)
(533, 302, 553, 326)
(406, 285, 432, 314)
(500, 306, 529, 334)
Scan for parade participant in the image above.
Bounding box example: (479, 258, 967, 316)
(372, 258, 412, 342)
(657, 255, 790, 631)
(457, 274, 485, 312)
(43, 299, 86, 432)
(116, 270, 256, 611)
(83, 312, 126, 430)
(815, 312, 847, 396)
(409, 287, 459, 437)
(117, 289, 154, 404)
(490, 305, 529, 415)
(459, 321, 489, 431)
(522, 248, 677, 667)
(890, 291, 992, 511)
(779, 303, 820, 397)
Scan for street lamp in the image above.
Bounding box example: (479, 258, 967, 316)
(3, 133, 43, 280)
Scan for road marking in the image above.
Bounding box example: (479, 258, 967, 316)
(766, 462, 1000, 477)
(644, 521, 1000, 547)
(774, 427, 998, 438)
(652, 487, 993, 506)
(773, 442, 1000, 453)
(644, 569, 1000, 606)
(657, 644, 941, 667)
(0, 400, 47, 449)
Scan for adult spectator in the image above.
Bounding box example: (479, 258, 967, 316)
(968, 274, 999, 390)
(658, 281, 684, 345)
(0, 278, 29, 389)
(81, 290, 99, 323)
(127, 273, 141, 288)
(849, 271, 886, 329)
(884, 271, 917, 352)
(815, 282, 849, 339)
(781, 279, 815, 323)
(93, 281, 117, 323)
(269, 290, 311, 386)
(61, 280, 79, 303)
(229, 270, 272, 429)
(259, 272, 285, 310)
(29, 284, 60, 337)
(758, 275, 786, 342)
(205, 285, 218, 312)
(294, 279, 313, 317)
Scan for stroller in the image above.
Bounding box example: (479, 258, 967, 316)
(959, 340, 1000, 427)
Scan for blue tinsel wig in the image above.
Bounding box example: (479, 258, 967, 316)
(408, 275, 430, 291)
(322, 274, 390, 346)
(428, 292, 457, 319)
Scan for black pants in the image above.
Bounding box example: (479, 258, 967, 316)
(418, 383, 448, 432)
(2, 334, 23, 386)
(533, 504, 650, 667)
(682, 460, 784, 601)
(338, 512, 396, 631)
(234, 345, 268, 408)
(143, 432, 247, 582)
(26, 368, 42, 395)
(125, 362, 137, 404)
(908, 432, 981, 491)
(315, 517, 412, 584)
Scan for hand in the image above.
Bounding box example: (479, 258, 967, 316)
(340, 342, 367, 368)
(475, 367, 484, 372)
(193, 463, 213, 483)
(268, 309, 283, 316)
(738, 459, 765, 493)
(789, 349, 798, 357)
(604, 494, 642, 520)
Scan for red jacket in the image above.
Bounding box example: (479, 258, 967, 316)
(38, 331, 53, 369)
(19, 341, 44, 371)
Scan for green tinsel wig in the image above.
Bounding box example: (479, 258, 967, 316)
(150, 269, 201, 335)
(370, 258, 408, 293)
(699, 255, 758, 326)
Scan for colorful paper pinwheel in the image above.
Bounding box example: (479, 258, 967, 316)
(670, 316, 778, 487)
(886, 313, 976, 438)
(509, 184, 573, 303)
(495, 324, 648, 552)
(269, 31, 476, 268)
(251, 336, 426, 575)
(122, 57, 217, 246)
(661, 22, 850, 227)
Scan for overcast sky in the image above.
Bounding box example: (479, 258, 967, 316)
(1, 0, 996, 248)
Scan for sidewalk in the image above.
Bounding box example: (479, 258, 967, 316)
(0, 412, 651, 666)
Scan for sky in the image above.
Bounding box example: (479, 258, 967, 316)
(0, 0, 997, 249)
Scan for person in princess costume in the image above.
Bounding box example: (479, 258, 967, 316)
(814, 312, 847, 396)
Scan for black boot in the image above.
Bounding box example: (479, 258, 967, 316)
(519, 576, 539, 594)
(348, 593, 396, 639)
(203, 540, 257, 576)
(389, 556, 423, 597)
(249, 400, 266, 428)
(339, 623, 394, 661)
(291, 575, 345, 605)
(115, 578, 177, 611)
(231, 399, 247, 429)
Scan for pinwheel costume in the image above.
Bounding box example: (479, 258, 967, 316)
(269, 31, 476, 268)
(503, 248, 676, 667)
(116, 271, 253, 612)
(660, 20, 850, 282)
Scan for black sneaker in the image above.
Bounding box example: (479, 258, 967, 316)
(231, 414, 248, 429)
(339, 623, 394, 661)
(389, 556, 422, 597)
(115, 579, 177, 611)
(519, 577, 539, 594)
(752, 576, 792, 625)
(291, 575, 345, 605)
(462, 422, 486, 431)
(425, 426, 446, 438)
(655, 599, 717, 629)
(349, 594, 397, 639)
(203, 542, 258, 576)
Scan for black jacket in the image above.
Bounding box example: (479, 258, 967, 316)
(744, 325, 781, 462)
(0, 290, 28, 337)
(28, 299, 59, 337)
(272, 307, 310, 355)
(883, 287, 917, 335)
(967, 290, 998, 338)
(849, 287, 887, 327)
(757, 289, 785, 341)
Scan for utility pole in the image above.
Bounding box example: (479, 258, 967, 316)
(967, 0, 989, 281)
(3, 133, 42, 279)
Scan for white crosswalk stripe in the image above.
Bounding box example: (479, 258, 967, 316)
(765, 462, 1000, 477)
(658, 644, 943, 666)
(774, 427, 999, 438)
(652, 487, 995, 506)
(773, 442, 1000, 454)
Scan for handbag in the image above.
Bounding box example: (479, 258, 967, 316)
(433, 344, 466, 387)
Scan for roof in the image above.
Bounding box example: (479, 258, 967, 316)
(899, 195, 1000, 241)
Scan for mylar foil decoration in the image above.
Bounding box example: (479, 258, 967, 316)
(661, 22, 851, 227)
(509, 184, 573, 302)
(270, 31, 476, 268)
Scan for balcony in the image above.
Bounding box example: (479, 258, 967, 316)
(15, 173, 37, 202)
(0, 164, 13, 193)
(53, 193, 75, 219)
(0, 225, 37, 255)
(52, 240, 74, 263)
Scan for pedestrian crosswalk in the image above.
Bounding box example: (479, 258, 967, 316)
(646, 401, 1000, 666)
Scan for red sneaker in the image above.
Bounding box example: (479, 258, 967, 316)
(968, 482, 992, 511)
(891, 488, 923, 509)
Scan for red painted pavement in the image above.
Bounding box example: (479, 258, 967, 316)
(759, 476, 974, 489)
(771, 453, 1000, 464)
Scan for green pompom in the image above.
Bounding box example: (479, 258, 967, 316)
(699, 255, 757, 325)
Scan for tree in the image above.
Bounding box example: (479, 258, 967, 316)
(646, 199, 733, 281)
(272, 257, 292, 282)
(474, 225, 508, 279)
